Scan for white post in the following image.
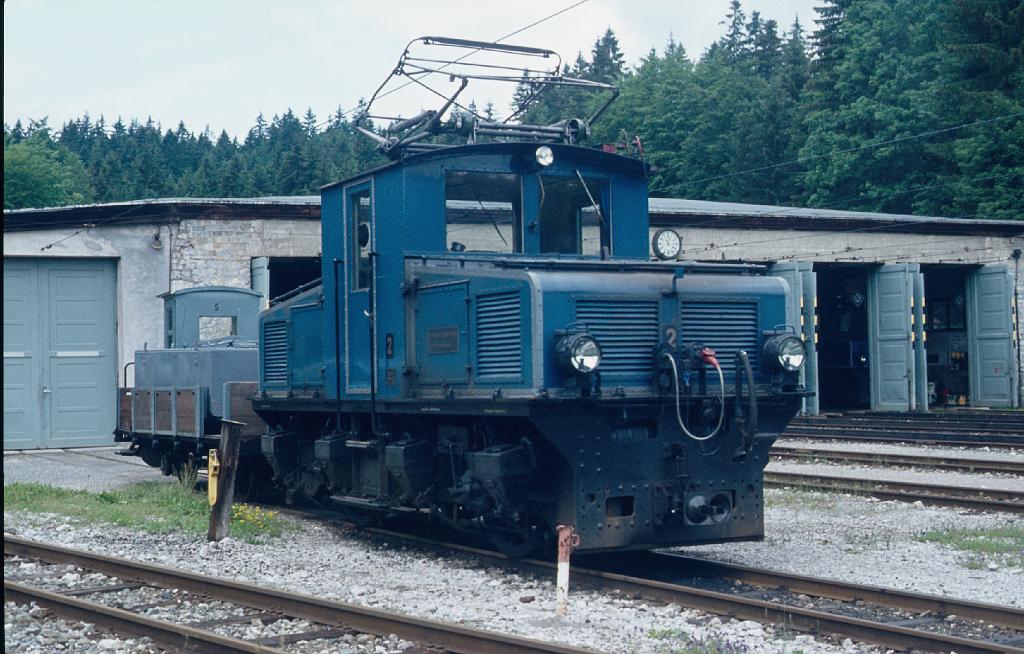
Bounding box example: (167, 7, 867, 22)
(555, 524, 579, 616)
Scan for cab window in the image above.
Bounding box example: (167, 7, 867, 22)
(350, 188, 372, 290)
(445, 171, 522, 253)
(539, 174, 609, 256)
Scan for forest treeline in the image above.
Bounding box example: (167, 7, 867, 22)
(4, 0, 1022, 219)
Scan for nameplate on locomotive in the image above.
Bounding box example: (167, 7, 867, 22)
(427, 326, 460, 354)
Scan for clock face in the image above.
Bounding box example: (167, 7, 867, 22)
(653, 229, 681, 260)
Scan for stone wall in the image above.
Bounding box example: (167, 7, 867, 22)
(170, 218, 321, 291)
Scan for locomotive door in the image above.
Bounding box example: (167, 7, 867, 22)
(345, 183, 374, 393)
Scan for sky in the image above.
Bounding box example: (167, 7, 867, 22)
(4, 0, 818, 140)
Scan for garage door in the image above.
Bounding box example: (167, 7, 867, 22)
(3, 258, 117, 449)
(968, 263, 1019, 407)
(867, 264, 917, 411)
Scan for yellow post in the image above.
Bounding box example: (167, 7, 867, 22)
(207, 449, 220, 507)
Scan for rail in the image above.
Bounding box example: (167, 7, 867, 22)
(764, 470, 1024, 513)
(770, 444, 1024, 474)
(4, 536, 597, 654)
(344, 526, 1024, 654)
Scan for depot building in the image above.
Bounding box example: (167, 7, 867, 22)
(4, 196, 1022, 450)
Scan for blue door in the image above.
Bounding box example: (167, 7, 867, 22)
(3, 258, 117, 449)
(4, 261, 42, 449)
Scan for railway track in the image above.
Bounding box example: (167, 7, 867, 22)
(3, 536, 595, 654)
(770, 444, 1024, 474)
(782, 412, 1024, 448)
(344, 526, 1024, 654)
(764, 470, 1024, 513)
(8, 525, 1024, 654)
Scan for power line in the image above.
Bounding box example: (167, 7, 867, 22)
(667, 168, 1019, 237)
(678, 216, 975, 257)
(314, 0, 591, 130)
(680, 112, 1024, 186)
(38, 202, 150, 251)
(771, 236, 982, 262)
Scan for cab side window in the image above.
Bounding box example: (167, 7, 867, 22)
(539, 175, 609, 256)
(445, 171, 522, 253)
(350, 188, 372, 290)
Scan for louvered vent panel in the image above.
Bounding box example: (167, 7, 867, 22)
(262, 321, 289, 385)
(576, 299, 660, 375)
(476, 291, 522, 379)
(680, 302, 759, 375)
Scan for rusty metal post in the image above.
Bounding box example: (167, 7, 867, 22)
(555, 524, 579, 616)
(207, 420, 244, 542)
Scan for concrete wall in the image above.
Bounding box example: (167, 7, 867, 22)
(4, 217, 321, 385)
(4, 224, 170, 387)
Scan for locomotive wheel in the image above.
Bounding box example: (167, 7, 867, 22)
(159, 453, 174, 477)
(231, 462, 272, 503)
(139, 445, 162, 468)
(482, 516, 538, 558)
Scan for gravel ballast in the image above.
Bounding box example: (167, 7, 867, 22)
(5, 511, 884, 654)
(4, 600, 162, 653)
(5, 448, 1020, 652)
(685, 487, 1023, 607)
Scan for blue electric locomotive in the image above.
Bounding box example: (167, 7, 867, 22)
(245, 37, 810, 555)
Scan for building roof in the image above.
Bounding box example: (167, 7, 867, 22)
(5, 195, 1022, 237)
(648, 198, 1024, 237)
(3, 196, 320, 232)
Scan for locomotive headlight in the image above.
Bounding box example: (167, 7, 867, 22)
(557, 333, 602, 373)
(763, 334, 806, 372)
(535, 145, 554, 167)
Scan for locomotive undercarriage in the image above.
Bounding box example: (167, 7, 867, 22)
(248, 390, 802, 555)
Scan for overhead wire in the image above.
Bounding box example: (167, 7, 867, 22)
(654, 116, 1023, 242)
(37, 202, 152, 251)
(680, 112, 1024, 187)
(770, 236, 989, 262)
(313, 0, 592, 130)
(675, 197, 1019, 257)
(671, 169, 1020, 232)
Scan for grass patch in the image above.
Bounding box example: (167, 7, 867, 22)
(918, 525, 1024, 568)
(4, 480, 291, 542)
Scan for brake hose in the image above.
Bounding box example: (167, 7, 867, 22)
(663, 353, 725, 441)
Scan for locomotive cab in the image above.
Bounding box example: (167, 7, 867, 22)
(251, 36, 809, 555)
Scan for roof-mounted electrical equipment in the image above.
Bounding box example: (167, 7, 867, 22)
(356, 35, 619, 159)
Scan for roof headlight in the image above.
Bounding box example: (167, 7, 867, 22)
(557, 333, 601, 374)
(535, 145, 554, 167)
(764, 335, 806, 372)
